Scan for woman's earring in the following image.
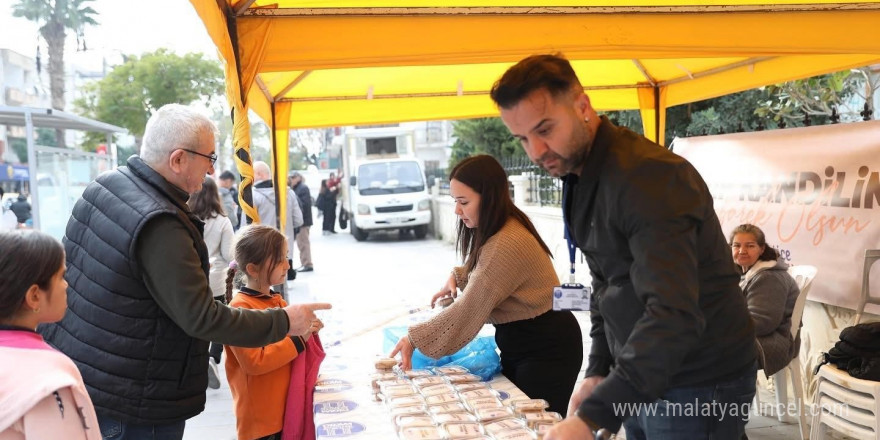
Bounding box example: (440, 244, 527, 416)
(32, 307, 40, 313)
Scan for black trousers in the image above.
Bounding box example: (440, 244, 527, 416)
(322, 206, 337, 232)
(494, 309, 583, 414)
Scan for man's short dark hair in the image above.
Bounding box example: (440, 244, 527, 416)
(219, 170, 236, 181)
(490, 53, 581, 109)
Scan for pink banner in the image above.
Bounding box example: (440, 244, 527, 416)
(674, 121, 880, 312)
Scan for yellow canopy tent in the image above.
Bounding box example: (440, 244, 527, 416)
(190, 0, 880, 228)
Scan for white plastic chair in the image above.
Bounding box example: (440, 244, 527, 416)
(764, 264, 815, 440)
(810, 249, 880, 439)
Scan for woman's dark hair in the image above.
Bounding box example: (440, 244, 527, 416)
(0, 230, 65, 321)
(450, 155, 552, 273)
(319, 179, 329, 195)
(188, 177, 226, 220)
(729, 223, 778, 262)
(225, 225, 287, 301)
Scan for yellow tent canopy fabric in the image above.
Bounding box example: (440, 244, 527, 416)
(190, 0, 880, 227)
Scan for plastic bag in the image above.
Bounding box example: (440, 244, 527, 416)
(440, 336, 501, 381)
(383, 325, 501, 381)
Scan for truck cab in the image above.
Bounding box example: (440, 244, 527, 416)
(340, 126, 432, 241)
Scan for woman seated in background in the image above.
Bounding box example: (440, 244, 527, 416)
(730, 224, 801, 377)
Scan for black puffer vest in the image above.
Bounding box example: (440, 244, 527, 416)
(40, 156, 211, 423)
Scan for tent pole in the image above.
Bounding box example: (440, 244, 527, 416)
(269, 101, 289, 301)
(654, 87, 661, 146)
(25, 110, 40, 230)
(271, 102, 282, 231)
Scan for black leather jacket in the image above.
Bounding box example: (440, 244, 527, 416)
(567, 118, 756, 431)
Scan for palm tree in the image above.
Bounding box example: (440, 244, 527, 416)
(12, 0, 98, 147)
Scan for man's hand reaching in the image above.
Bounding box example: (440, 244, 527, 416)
(283, 303, 332, 335)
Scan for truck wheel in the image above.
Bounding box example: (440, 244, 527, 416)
(352, 220, 368, 241)
(414, 225, 428, 239)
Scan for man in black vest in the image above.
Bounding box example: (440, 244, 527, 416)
(40, 104, 330, 439)
(491, 54, 757, 440)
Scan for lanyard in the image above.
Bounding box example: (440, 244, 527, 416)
(562, 177, 577, 283)
(565, 223, 577, 279)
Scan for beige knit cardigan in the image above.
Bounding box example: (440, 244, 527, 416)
(408, 218, 558, 358)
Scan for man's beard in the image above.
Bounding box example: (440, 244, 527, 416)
(535, 134, 590, 177)
(535, 151, 580, 177)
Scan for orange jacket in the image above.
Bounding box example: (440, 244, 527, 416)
(226, 291, 305, 440)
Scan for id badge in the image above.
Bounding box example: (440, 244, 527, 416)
(553, 283, 591, 311)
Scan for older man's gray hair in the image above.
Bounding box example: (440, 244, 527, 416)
(140, 104, 216, 167)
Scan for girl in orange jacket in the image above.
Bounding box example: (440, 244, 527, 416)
(224, 225, 323, 440)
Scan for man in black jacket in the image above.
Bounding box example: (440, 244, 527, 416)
(492, 54, 757, 440)
(289, 171, 314, 272)
(40, 104, 330, 439)
(9, 194, 31, 224)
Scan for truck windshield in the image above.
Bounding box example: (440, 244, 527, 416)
(357, 161, 425, 195)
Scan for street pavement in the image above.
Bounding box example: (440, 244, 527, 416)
(183, 222, 807, 439)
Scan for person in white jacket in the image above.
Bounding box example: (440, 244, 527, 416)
(0, 230, 100, 439)
(188, 177, 235, 389)
(243, 161, 304, 279)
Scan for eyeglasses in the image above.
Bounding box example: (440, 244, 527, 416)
(731, 243, 760, 250)
(180, 148, 217, 166)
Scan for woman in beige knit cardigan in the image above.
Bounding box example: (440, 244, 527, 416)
(389, 154, 583, 414)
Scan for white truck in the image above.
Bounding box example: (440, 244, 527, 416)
(339, 126, 432, 241)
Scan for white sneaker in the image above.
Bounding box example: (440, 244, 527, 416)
(207, 359, 221, 389)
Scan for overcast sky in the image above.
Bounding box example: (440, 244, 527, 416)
(0, 0, 218, 71)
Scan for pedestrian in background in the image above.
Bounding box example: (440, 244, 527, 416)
(188, 176, 235, 389)
(9, 194, 31, 226)
(288, 171, 314, 272)
(0, 230, 100, 439)
(316, 179, 338, 235)
(0, 188, 17, 232)
(245, 161, 304, 281)
(218, 171, 240, 230)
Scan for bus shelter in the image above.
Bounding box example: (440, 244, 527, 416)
(0, 106, 125, 239)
